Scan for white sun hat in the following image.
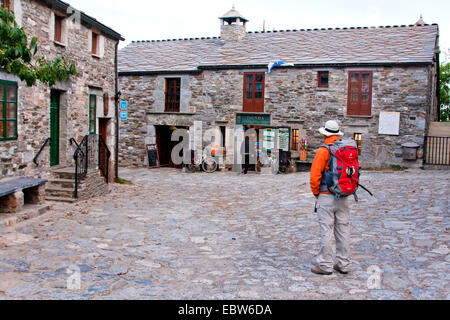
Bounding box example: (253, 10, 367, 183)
(319, 120, 344, 137)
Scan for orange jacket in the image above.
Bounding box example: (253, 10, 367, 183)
(310, 135, 340, 196)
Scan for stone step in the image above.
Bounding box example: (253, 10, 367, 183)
(45, 196, 77, 203)
(51, 167, 76, 180)
(46, 187, 75, 198)
(47, 179, 75, 189)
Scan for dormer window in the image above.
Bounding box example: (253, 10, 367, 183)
(92, 32, 99, 55)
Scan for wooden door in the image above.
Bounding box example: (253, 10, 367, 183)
(98, 119, 109, 180)
(347, 71, 373, 116)
(243, 72, 265, 113)
(50, 90, 60, 167)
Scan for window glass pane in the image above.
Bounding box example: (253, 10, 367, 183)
(255, 83, 263, 91)
(0, 84, 4, 101)
(320, 73, 329, 86)
(6, 120, 15, 138)
(361, 83, 370, 93)
(0, 121, 3, 137)
(361, 93, 370, 103)
(362, 73, 371, 83)
(6, 85, 16, 101)
(6, 102, 15, 119)
(351, 73, 359, 84)
(351, 88, 359, 103)
(255, 92, 262, 99)
(246, 92, 253, 99)
(255, 74, 263, 82)
(246, 75, 253, 83)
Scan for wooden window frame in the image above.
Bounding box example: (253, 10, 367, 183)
(54, 14, 63, 43)
(91, 32, 99, 55)
(0, 79, 18, 141)
(318, 71, 329, 88)
(347, 71, 373, 116)
(0, 0, 11, 11)
(164, 78, 181, 113)
(292, 129, 299, 151)
(243, 72, 265, 113)
(89, 94, 96, 134)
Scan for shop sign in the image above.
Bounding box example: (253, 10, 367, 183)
(236, 114, 271, 126)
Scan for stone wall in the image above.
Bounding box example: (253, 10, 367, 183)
(0, 0, 119, 179)
(119, 65, 433, 168)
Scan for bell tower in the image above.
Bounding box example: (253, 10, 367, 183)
(219, 6, 248, 43)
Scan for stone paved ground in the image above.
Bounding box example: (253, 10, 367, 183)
(0, 168, 448, 300)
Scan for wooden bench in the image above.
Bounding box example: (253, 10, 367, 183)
(0, 178, 47, 214)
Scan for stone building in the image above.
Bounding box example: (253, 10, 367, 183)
(118, 7, 440, 170)
(0, 0, 123, 200)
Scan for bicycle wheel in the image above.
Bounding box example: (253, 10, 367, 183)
(202, 157, 218, 173)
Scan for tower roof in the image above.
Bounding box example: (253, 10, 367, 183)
(219, 6, 249, 23)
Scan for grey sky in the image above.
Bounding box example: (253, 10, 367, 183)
(68, 0, 449, 59)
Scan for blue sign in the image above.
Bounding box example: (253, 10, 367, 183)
(120, 111, 128, 120)
(120, 101, 128, 110)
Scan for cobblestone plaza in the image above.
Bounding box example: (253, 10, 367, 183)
(0, 168, 448, 300)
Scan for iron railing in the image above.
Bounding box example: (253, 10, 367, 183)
(33, 137, 51, 166)
(98, 135, 111, 184)
(73, 135, 89, 198)
(424, 136, 450, 166)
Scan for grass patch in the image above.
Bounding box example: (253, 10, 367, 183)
(115, 177, 133, 185)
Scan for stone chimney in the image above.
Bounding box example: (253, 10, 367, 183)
(219, 6, 248, 44)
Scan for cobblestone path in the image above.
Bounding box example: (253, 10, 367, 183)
(0, 168, 448, 300)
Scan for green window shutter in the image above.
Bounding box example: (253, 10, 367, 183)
(0, 80, 18, 141)
(89, 94, 97, 134)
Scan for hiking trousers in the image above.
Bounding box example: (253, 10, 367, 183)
(313, 193, 351, 272)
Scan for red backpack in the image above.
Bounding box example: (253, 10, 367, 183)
(322, 139, 373, 201)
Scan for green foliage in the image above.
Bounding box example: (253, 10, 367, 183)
(0, 8, 77, 86)
(115, 177, 133, 185)
(440, 62, 450, 122)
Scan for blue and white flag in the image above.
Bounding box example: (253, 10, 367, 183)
(267, 61, 294, 74)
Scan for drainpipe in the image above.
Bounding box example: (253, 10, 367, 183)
(114, 41, 119, 180)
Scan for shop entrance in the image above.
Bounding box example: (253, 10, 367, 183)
(155, 125, 188, 169)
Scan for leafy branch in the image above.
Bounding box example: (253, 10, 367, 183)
(440, 62, 450, 122)
(0, 7, 77, 86)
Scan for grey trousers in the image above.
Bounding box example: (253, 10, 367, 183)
(313, 193, 351, 272)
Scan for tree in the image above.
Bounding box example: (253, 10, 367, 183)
(440, 62, 450, 122)
(0, 7, 77, 87)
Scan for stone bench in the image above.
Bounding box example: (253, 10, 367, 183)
(0, 178, 48, 214)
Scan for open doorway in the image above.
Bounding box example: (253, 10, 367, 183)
(155, 125, 188, 169)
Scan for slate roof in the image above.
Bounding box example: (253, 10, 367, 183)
(118, 24, 438, 73)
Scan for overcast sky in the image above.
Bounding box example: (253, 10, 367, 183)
(67, 0, 449, 60)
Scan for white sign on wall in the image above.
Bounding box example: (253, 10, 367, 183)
(378, 112, 400, 135)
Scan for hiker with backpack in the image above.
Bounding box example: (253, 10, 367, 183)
(309, 120, 372, 276)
